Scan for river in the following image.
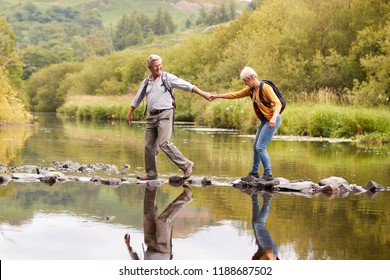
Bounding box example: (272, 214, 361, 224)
(0, 113, 389, 260)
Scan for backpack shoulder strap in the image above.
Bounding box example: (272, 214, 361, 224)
(142, 76, 150, 116)
(259, 80, 271, 108)
(262, 79, 278, 89)
(161, 72, 173, 94)
(161, 72, 176, 108)
(141, 76, 150, 95)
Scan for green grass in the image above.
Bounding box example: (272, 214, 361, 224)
(58, 95, 144, 121)
(279, 103, 390, 139)
(59, 95, 390, 145)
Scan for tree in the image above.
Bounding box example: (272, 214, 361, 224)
(0, 19, 32, 123)
(248, 0, 262, 10)
(7, 3, 110, 77)
(229, 0, 238, 20)
(196, 8, 207, 25)
(0, 18, 22, 85)
(163, 9, 176, 34)
(26, 62, 82, 112)
(153, 8, 166, 35)
(152, 8, 175, 35)
(113, 14, 131, 50)
(21, 45, 60, 79)
(348, 22, 390, 106)
(0, 68, 33, 124)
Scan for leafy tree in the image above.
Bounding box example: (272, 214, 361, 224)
(196, 3, 237, 26)
(113, 14, 132, 50)
(113, 12, 149, 50)
(0, 18, 22, 85)
(22, 0, 390, 112)
(26, 62, 82, 112)
(348, 22, 390, 106)
(6, 3, 110, 78)
(85, 34, 113, 56)
(162, 9, 176, 34)
(21, 45, 60, 79)
(229, 0, 238, 20)
(196, 8, 207, 25)
(248, 0, 262, 10)
(312, 49, 352, 91)
(152, 8, 168, 35)
(113, 8, 175, 50)
(0, 68, 33, 124)
(0, 19, 32, 123)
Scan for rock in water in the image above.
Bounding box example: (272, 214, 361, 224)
(169, 175, 185, 187)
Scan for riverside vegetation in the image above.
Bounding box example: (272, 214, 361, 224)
(1, 0, 389, 144)
(58, 94, 390, 146)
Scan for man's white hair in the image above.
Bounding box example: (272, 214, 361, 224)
(147, 54, 162, 67)
(240, 66, 258, 80)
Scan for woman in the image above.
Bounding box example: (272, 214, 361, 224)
(211, 66, 282, 181)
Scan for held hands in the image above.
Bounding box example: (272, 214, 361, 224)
(209, 94, 218, 101)
(200, 91, 213, 102)
(201, 92, 219, 102)
(194, 87, 218, 102)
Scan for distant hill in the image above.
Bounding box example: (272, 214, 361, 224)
(0, 0, 251, 78)
(0, 0, 250, 28)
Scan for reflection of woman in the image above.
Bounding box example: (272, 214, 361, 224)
(251, 193, 279, 260)
(124, 184, 193, 260)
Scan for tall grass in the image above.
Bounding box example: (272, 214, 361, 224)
(59, 94, 390, 143)
(279, 103, 389, 139)
(58, 95, 142, 121)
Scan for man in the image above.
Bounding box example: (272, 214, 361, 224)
(126, 54, 211, 180)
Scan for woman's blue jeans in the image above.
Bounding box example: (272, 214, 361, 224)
(251, 115, 282, 176)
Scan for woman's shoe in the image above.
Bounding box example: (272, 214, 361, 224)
(260, 174, 274, 181)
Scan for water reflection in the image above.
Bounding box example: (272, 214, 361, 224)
(0, 125, 35, 165)
(250, 192, 279, 260)
(124, 183, 193, 260)
(1, 114, 389, 260)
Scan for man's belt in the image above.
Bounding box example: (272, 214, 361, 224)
(149, 109, 169, 115)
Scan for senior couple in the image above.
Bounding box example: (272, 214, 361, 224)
(125, 54, 282, 182)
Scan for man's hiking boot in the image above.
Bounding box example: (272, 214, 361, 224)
(183, 161, 194, 179)
(137, 175, 158, 181)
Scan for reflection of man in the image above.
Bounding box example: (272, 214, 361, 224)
(124, 184, 193, 260)
(251, 192, 279, 260)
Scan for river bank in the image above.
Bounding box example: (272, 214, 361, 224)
(57, 96, 390, 145)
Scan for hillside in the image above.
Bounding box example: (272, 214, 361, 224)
(0, 0, 250, 80)
(0, 0, 249, 27)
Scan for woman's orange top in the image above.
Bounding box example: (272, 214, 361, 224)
(224, 83, 282, 121)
